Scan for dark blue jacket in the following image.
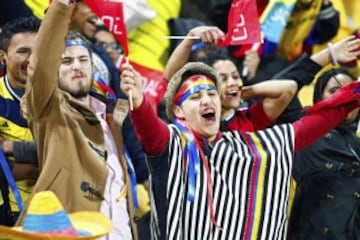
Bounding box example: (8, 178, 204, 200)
(289, 125, 360, 240)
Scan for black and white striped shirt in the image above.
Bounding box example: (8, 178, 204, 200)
(150, 123, 294, 240)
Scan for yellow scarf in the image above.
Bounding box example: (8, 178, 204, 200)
(278, 0, 322, 60)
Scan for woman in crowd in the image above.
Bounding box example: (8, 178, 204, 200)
(288, 68, 360, 240)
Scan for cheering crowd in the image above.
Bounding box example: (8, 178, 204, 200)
(0, 0, 360, 239)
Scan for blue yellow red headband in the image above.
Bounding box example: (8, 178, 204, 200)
(174, 75, 216, 106)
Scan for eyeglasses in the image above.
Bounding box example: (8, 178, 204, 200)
(96, 42, 123, 54)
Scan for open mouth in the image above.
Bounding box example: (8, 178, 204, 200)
(20, 64, 28, 75)
(201, 109, 216, 123)
(226, 90, 239, 97)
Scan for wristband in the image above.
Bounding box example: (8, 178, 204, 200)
(327, 42, 338, 66)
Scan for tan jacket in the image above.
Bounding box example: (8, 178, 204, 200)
(19, 1, 138, 238)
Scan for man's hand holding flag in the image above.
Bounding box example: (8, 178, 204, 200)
(164, 0, 262, 47)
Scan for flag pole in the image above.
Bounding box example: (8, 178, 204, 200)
(162, 36, 201, 40)
(125, 57, 134, 111)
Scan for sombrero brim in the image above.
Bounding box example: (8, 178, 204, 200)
(0, 211, 112, 240)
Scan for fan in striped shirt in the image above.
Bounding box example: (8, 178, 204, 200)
(120, 61, 360, 240)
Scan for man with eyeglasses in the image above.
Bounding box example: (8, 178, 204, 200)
(94, 25, 123, 68)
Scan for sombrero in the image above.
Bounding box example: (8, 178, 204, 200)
(0, 191, 112, 240)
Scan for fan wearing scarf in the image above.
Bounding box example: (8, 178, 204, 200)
(19, 0, 138, 239)
(121, 61, 360, 239)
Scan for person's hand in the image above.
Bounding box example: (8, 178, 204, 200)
(332, 35, 360, 64)
(188, 26, 225, 45)
(120, 63, 144, 109)
(243, 49, 260, 79)
(0, 140, 14, 154)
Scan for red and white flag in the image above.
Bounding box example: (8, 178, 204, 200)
(219, 0, 261, 46)
(83, 0, 166, 106)
(84, 0, 129, 56)
(131, 62, 167, 109)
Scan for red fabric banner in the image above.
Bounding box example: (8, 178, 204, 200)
(130, 61, 167, 108)
(219, 0, 261, 46)
(84, 0, 129, 56)
(115, 57, 166, 107)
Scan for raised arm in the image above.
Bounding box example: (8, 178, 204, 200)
(271, 35, 360, 123)
(274, 35, 360, 90)
(311, 35, 360, 66)
(120, 63, 170, 155)
(241, 80, 298, 122)
(163, 26, 225, 82)
(25, 0, 76, 120)
(293, 101, 359, 151)
(293, 81, 360, 151)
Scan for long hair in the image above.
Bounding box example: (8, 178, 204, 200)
(313, 68, 356, 104)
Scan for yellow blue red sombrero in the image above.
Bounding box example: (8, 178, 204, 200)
(0, 191, 112, 240)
